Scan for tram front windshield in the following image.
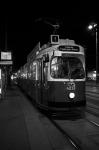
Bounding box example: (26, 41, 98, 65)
(51, 56, 85, 79)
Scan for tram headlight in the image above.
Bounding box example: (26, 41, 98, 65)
(69, 92, 75, 99)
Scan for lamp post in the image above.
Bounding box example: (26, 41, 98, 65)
(88, 23, 98, 82)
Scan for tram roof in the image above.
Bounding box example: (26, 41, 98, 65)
(27, 36, 84, 62)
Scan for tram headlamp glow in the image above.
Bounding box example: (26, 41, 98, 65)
(69, 92, 75, 99)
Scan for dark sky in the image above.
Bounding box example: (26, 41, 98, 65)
(0, 3, 99, 71)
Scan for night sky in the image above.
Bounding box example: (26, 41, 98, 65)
(0, 3, 99, 72)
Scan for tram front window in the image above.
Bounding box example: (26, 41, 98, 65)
(51, 56, 85, 79)
(51, 56, 68, 78)
(69, 57, 85, 79)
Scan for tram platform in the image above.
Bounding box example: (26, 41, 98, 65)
(0, 84, 52, 150)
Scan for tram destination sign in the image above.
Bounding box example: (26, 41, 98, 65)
(59, 46, 79, 52)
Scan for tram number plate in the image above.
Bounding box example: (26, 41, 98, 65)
(67, 82, 75, 90)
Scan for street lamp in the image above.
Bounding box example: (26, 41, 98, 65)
(88, 23, 98, 82)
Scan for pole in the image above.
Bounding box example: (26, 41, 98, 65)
(96, 27, 98, 83)
(5, 31, 7, 51)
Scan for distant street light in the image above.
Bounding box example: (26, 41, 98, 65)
(88, 23, 97, 30)
(88, 23, 98, 82)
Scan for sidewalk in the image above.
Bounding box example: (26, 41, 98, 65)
(0, 85, 52, 150)
(0, 86, 30, 150)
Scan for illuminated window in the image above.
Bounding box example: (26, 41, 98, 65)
(51, 56, 85, 79)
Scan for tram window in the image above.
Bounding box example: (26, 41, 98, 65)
(32, 64, 36, 80)
(43, 54, 49, 62)
(43, 61, 48, 82)
(51, 56, 69, 78)
(30, 64, 32, 78)
(27, 64, 31, 79)
(37, 61, 41, 81)
(70, 58, 85, 79)
(29, 62, 36, 80)
(51, 56, 85, 79)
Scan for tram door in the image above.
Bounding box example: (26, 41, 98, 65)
(36, 60, 45, 104)
(36, 60, 42, 104)
(41, 60, 49, 105)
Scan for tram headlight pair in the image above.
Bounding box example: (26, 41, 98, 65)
(69, 92, 75, 99)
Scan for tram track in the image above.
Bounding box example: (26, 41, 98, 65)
(87, 102, 99, 111)
(86, 92, 99, 117)
(39, 101, 99, 150)
(35, 96, 99, 150)
(40, 111, 82, 150)
(86, 91, 99, 98)
(46, 111, 99, 150)
(86, 118, 99, 127)
(85, 104, 99, 127)
(38, 86, 99, 150)
(84, 108, 99, 127)
(39, 84, 99, 149)
(47, 116, 81, 150)
(86, 82, 99, 88)
(86, 105, 99, 114)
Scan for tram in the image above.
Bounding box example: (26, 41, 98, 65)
(17, 34, 86, 110)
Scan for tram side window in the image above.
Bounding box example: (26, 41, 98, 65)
(27, 64, 32, 79)
(23, 67, 27, 79)
(32, 63, 36, 80)
(28, 62, 37, 80)
(37, 61, 41, 81)
(29, 64, 33, 79)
